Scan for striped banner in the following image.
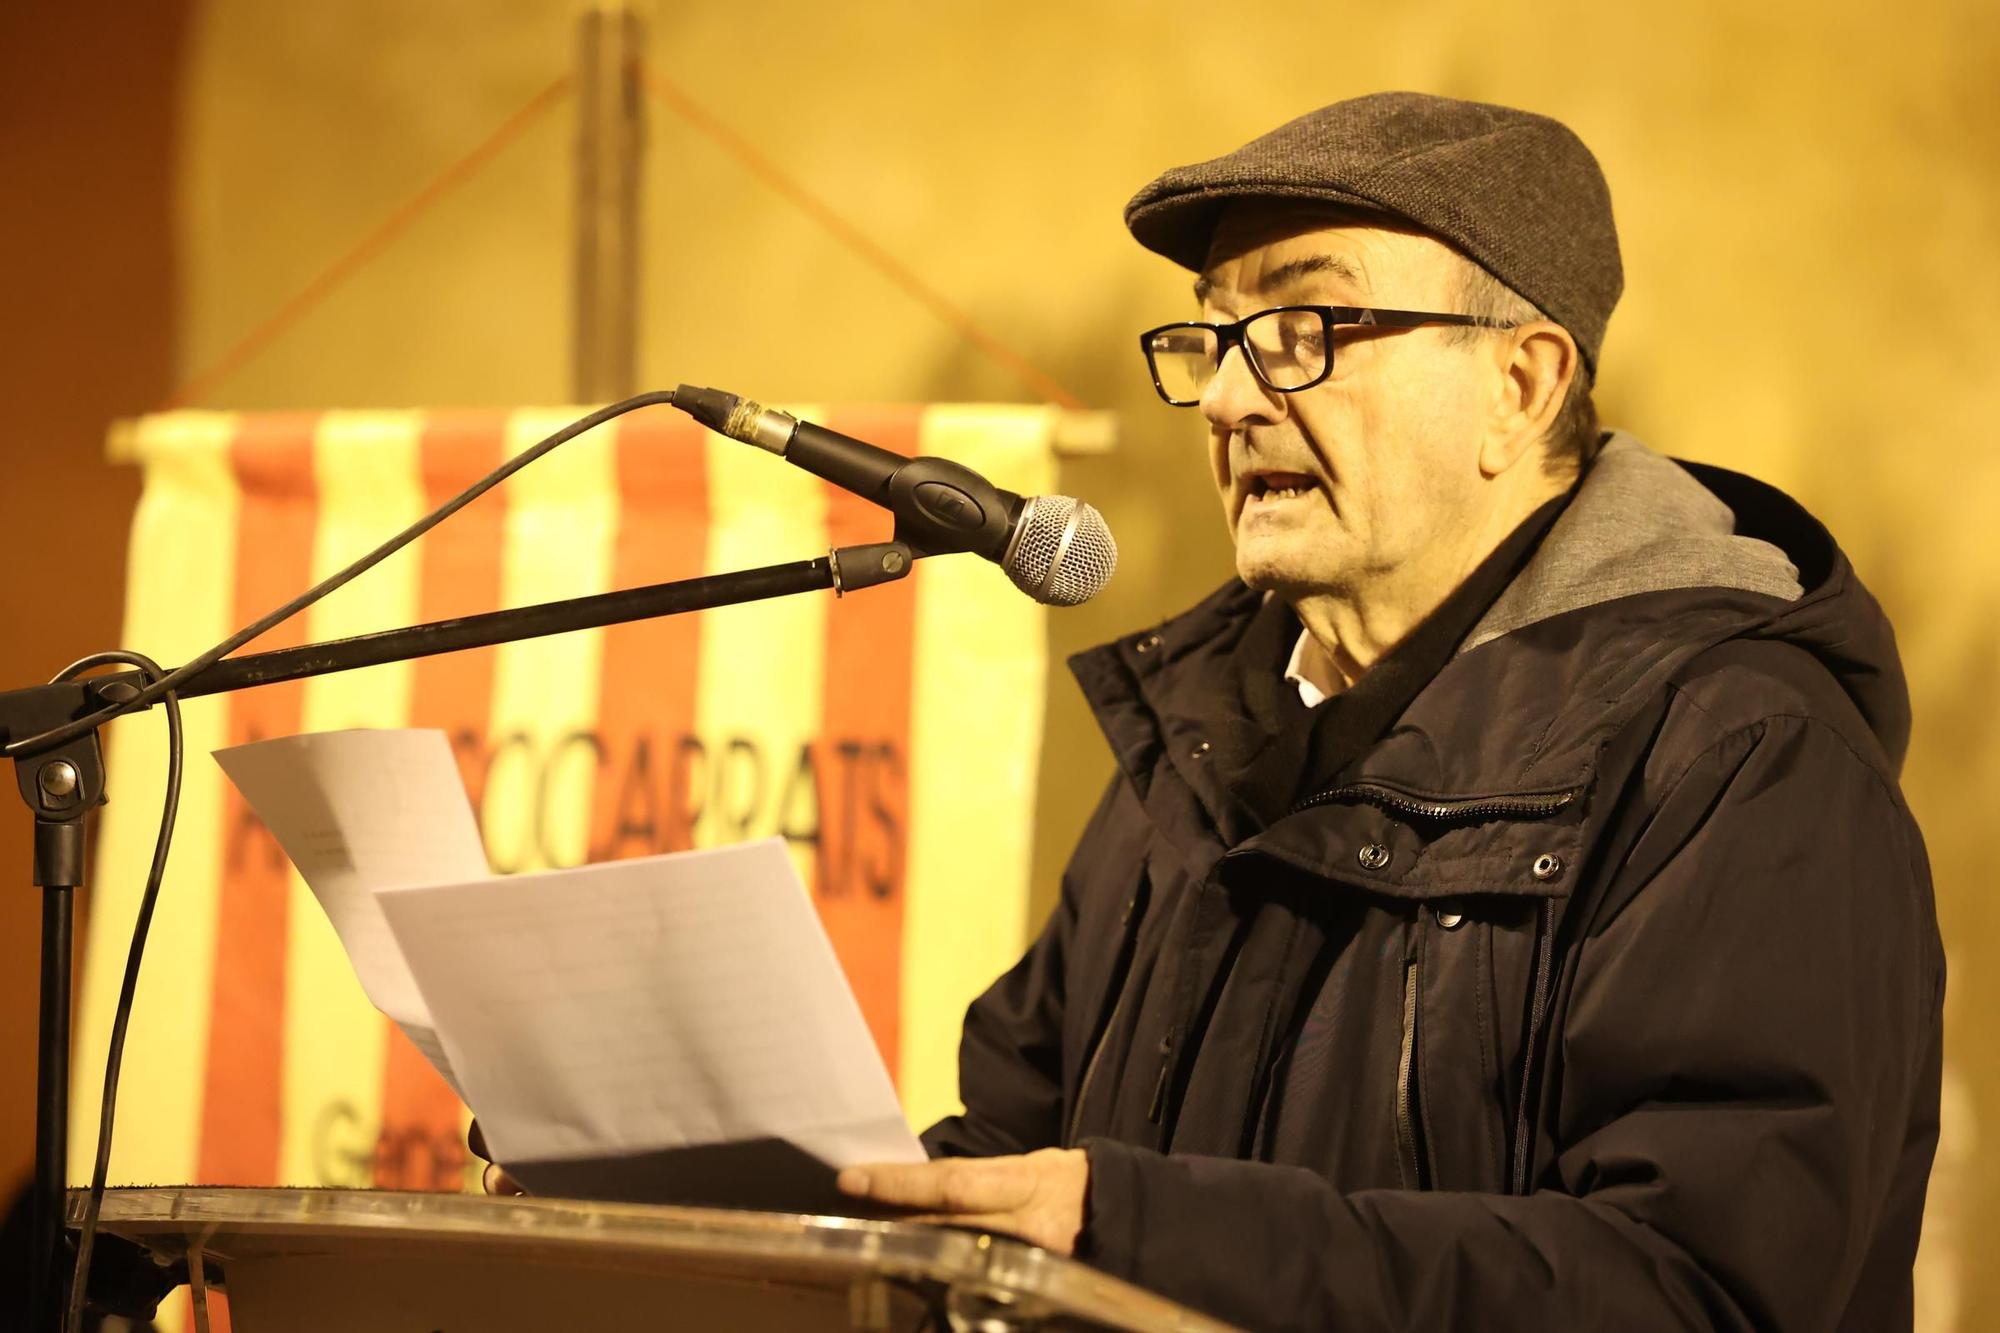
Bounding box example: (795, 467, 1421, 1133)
(72, 403, 1057, 1199)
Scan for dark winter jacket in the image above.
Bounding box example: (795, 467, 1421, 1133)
(922, 436, 1943, 1332)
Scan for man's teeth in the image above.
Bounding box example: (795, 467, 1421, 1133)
(1251, 477, 1314, 500)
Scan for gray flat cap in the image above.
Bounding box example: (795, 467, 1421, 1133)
(1125, 91, 1621, 375)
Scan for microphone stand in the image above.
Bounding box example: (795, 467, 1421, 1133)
(2, 536, 916, 1332)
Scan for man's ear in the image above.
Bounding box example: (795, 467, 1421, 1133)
(1479, 322, 1577, 476)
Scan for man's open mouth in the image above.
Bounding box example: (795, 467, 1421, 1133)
(1245, 471, 1319, 502)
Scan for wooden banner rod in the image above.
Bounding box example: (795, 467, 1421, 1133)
(572, 2, 645, 403)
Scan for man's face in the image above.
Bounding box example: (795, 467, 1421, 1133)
(1196, 204, 1498, 601)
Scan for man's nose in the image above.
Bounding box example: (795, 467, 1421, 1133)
(1199, 343, 1284, 432)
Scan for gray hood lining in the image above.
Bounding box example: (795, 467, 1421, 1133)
(1460, 433, 1803, 654)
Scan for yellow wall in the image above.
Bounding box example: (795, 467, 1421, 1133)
(149, 0, 2000, 1326)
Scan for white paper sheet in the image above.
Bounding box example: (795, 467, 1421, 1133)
(373, 839, 925, 1175)
(214, 729, 489, 1094)
(215, 728, 924, 1203)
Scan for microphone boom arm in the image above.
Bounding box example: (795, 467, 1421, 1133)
(0, 542, 917, 720)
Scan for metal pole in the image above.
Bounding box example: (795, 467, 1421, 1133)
(31, 888, 71, 1333)
(572, 2, 645, 403)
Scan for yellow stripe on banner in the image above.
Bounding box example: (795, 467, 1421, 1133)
(274, 412, 426, 1187)
(692, 408, 828, 892)
(71, 413, 243, 1185)
(484, 409, 619, 874)
(899, 406, 1059, 1130)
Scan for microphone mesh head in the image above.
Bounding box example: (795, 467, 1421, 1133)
(1004, 495, 1118, 606)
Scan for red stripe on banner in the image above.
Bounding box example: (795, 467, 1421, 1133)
(373, 411, 512, 1191)
(588, 412, 712, 862)
(813, 407, 919, 1073)
(196, 413, 321, 1186)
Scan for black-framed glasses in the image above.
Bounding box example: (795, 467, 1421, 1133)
(1139, 305, 1511, 406)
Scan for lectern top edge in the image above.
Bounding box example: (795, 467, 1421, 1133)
(71, 1186, 1243, 1333)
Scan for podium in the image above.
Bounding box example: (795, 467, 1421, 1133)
(67, 1186, 1239, 1331)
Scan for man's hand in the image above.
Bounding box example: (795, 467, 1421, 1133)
(481, 1162, 526, 1196)
(835, 1149, 1088, 1255)
(468, 1118, 526, 1196)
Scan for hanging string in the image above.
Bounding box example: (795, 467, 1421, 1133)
(162, 73, 574, 409)
(637, 63, 1086, 411)
(157, 60, 1087, 412)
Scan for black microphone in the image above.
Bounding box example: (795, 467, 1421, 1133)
(671, 385, 1117, 607)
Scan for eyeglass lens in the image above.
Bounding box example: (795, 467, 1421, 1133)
(1146, 310, 1331, 404)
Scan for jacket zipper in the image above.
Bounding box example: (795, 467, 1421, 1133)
(1510, 897, 1559, 1194)
(1292, 782, 1579, 822)
(1395, 953, 1426, 1190)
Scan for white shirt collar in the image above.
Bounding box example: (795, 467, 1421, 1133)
(1283, 630, 1331, 709)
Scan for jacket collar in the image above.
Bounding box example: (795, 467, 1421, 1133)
(1069, 436, 1836, 896)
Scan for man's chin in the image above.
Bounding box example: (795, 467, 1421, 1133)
(1235, 553, 1345, 599)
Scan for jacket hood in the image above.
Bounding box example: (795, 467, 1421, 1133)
(1693, 461, 1911, 770)
(1072, 433, 1913, 878)
(1463, 433, 1910, 767)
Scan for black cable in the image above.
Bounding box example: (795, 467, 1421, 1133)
(51, 653, 180, 1333)
(4, 389, 678, 760)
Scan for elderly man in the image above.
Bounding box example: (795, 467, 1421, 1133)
(835, 93, 1943, 1331)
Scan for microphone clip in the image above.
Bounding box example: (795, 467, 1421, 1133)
(828, 540, 918, 597)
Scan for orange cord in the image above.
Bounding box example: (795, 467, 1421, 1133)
(638, 63, 1087, 411)
(159, 63, 1087, 413)
(162, 73, 574, 409)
